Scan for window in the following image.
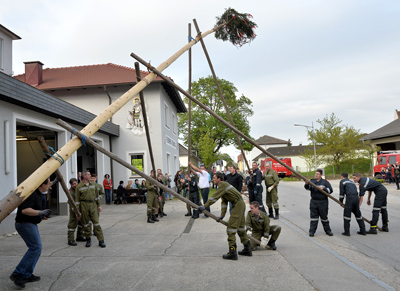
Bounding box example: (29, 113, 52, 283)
(389, 156, 397, 165)
(379, 157, 387, 165)
(164, 104, 169, 128)
(174, 156, 178, 173)
(0, 38, 3, 70)
(130, 154, 144, 176)
(172, 113, 176, 134)
(166, 153, 171, 175)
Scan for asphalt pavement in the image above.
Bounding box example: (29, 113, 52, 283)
(0, 181, 399, 290)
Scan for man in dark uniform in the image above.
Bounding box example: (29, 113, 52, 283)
(67, 178, 85, 246)
(251, 162, 266, 213)
(393, 161, 400, 190)
(246, 170, 254, 203)
(339, 172, 366, 236)
(263, 163, 280, 219)
(246, 201, 281, 251)
(198, 172, 251, 260)
(183, 172, 201, 219)
(226, 165, 243, 214)
(75, 171, 106, 248)
(10, 178, 51, 288)
(304, 169, 333, 237)
(353, 173, 389, 234)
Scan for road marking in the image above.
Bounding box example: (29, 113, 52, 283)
(280, 218, 395, 291)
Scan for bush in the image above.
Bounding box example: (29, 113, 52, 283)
(281, 177, 299, 182)
(374, 179, 384, 184)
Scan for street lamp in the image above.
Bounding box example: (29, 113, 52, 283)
(294, 122, 317, 171)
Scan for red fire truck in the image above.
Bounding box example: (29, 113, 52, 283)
(260, 157, 293, 178)
(373, 151, 400, 179)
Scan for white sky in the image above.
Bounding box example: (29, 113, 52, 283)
(2, 0, 400, 159)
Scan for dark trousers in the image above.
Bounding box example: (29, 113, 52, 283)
(254, 187, 266, 213)
(309, 199, 331, 233)
(189, 190, 200, 218)
(201, 188, 210, 216)
(371, 190, 388, 226)
(343, 195, 365, 232)
(395, 174, 400, 190)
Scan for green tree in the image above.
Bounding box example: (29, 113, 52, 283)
(178, 76, 254, 163)
(198, 131, 218, 168)
(307, 113, 365, 173)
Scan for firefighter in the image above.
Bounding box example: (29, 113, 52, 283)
(67, 178, 85, 246)
(198, 172, 251, 260)
(394, 161, 400, 190)
(263, 163, 280, 219)
(353, 173, 389, 234)
(75, 171, 106, 248)
(246, 201, 281, 250)
(89, 173, 105, 235)
(251, 162, 266, 213)
(304, 169, 333, 237)
(183, 172, 201, 219)
(339, 172, 366, 236)
(146, 170, 159, 223)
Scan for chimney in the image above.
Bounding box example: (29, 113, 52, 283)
(24, 61, 44, 86)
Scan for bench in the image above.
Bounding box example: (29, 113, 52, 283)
(113, 188, 146, 204)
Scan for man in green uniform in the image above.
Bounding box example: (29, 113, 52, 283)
(263, 163, 280, 219)
(158, 169, 167, 216)
(198, 172, 251, 260)
(67, 178, 86, 246)
(246, 201, 281, 250)
(146, 170, 159, 223)
(89, 173, 105, 235)
(75, 171, 106, 248)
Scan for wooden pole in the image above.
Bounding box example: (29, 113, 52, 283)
(37, 137, 81, 217)
(134, 62, 156, 174)
(193, 18, 251, 173)
(129, 53, 378, 228)
(187, 23, 192, 172)
(56, 119, 263, 246)
(0, 23, 224, 223)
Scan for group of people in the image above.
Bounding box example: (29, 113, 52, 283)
(380, 162, 400, 188)
(305, 169, 389, 237)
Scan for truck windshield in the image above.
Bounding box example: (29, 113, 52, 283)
(389, 156, 397, 164)
(380, 157, 387, 165)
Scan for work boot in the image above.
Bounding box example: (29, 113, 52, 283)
(184, 212, 191, 216)
(162, 212, 167, 216)
(68, 240, 77, 246)
(25, 274, 41, 282)
(325, 231, 333, 236)
(152, 215, 159, 222)
(341, 231, 350, 236)
(357, 230, 366, 235)
(366, 227, 377, 234)
(192, 210, 199, 219)
(12, 275, 25, 288)
(147, 214, 154, 223)
(222, 244, 238, 260)
(159, 212, 163, 218)
(85, 238, 91, 247)
(238, 240, 253, 256)
(274, 208, 279, 220)
(268, 207, 274, 218)
(76, 237, 86, 242)
(267, 238, 277, 250)
(381, 221, 389, 232)
(99, 240, 106, 248)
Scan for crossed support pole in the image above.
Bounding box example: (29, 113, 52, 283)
(56, 119, 265, 247)
(130, 52, 379, 230)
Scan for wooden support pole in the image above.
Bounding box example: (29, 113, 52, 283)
(0, 23, 225, 223)
(193, 18, 251, 172)
(188, 23, 192, 172)
(129, 53, 378, 229)
(134, 62, 156, 174)
(37, 137, 81, 217)
(56, 119, 263, 246)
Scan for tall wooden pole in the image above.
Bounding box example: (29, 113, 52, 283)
(187, 23, 192, 172)
(134, 62, 156, 174)
(0, 24, 225, 223)
(193, 18, 251, 172)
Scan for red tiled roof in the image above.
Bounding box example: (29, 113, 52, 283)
(13, 63, 164, 90)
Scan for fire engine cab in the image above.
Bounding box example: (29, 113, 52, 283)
(373, 151, 400, 179)
(260, 157, 293, 178)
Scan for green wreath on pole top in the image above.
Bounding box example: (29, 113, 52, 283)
(214, 7, 258, 47)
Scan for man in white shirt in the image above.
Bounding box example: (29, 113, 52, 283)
(189, 162, 210, 218)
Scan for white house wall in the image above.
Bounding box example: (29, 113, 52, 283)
(0, 29, 14, 75)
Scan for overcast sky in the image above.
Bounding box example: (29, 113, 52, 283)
(2, 0, 400, 159)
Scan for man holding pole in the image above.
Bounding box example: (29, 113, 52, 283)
(353, 173, 389, 234)
(75, 171, 106, 248)
(198, 172, 251, 260)
(189, 162, 210, 218)
(304, 169, 333, 237)
(67, 178, 86, 246)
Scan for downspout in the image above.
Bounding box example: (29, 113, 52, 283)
(104, 86, 115, 195)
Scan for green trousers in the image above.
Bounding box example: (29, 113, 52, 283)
(250, 225, 281, 250)
(266, 188, 279, 209)
(147, 192, 157, 216)
(227, 200, 248, 248)
(67, 209, 84, 241)
(80, 201, 104, 241)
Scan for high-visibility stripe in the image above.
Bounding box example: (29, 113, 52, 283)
(209, 197, 217, 202)
(310, 218, 319, 221)
(356, 216, 363, 220)
(68, 228, 75, 231)
(225, 185, 233, 192)
(364, 178, 370, 188)
(264, 233, 269, 236)
(238, 228, 246, 231)
(373, 207, 381, 211)
(227, 228, 237, 233)
(381, 206, 387, 209)
(343, 216, 351, 220)
(76, 202, 80, 205)
(321, 219, 329, 222)
(93, 224, 100, 226)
